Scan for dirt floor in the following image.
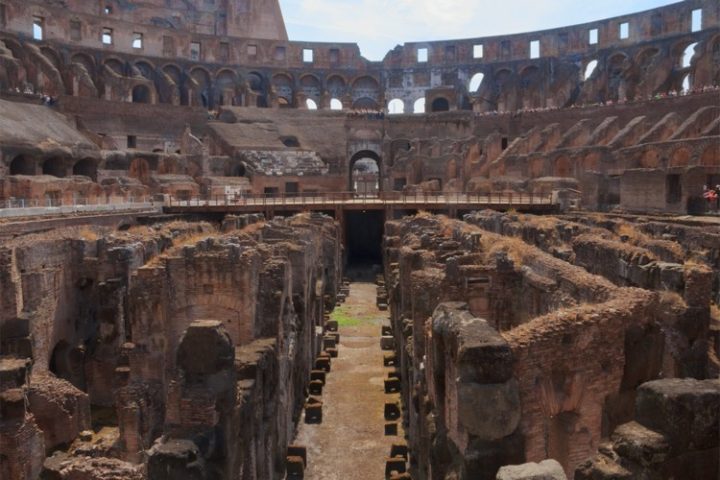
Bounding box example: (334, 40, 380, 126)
(294, 282, 404, 479)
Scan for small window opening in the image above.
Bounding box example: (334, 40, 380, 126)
(102, 27, 113, 45)
(589, 28, 598, 45)
(306, 98, 318, 110)
(33, 16, 44, 40)
(682, 43, 697, 68)
(388, 98, 404, 114)
(70, 20, 81, 41)
(413, 97, 425, 113)
(501, 137, 509, 150)
(104, 5, 112, 14)
(666, 174, 681, 204)
(473, 44, 483, 59)
(219, 42, 229, 61)
(247, 44, 257, 56)
(132, 32, 143, 49)
(619, 22, 629, 39)
(417, 48, 428, 63)
(190, 41, 201, 61)
(275, 46, 286, 61)
(329, 48, 339, 63)
(127, 136, 137, 148)
(330, 98, 343, 110)
(530, 40, 540, 59)
(303, 48, 313, 63)
(469, 72, 484, 92)
(583, 60, 598, 81)
(691, 9, 702, 32)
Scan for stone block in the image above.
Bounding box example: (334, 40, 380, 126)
(496, 459, 567, 480)
(385, 401, 401, 420)
(325, 347, 339, 358)
(385, 377, 401, 393)
(308, 380, 324, 395)
(287, 445, 307, 465)
(286, 455, 305, 478)
(310, 370, 326, 385)
(385, 456, 407, 478)
(381, 325, 393, 336)
(385, 422, 398, 435)
(610, 421, 670, 466)
(635, 378, 720, 452)
(383, 353, 397, 366)
(390, 443, 409, 460)
(325, 320, 338, 332)
(315, 357, 331, 372)
(304, 398, 323, 424)
(323, 336, 337, 350)
(381, 336, 395, 350)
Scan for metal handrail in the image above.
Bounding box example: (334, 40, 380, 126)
(165, 191, 556, 208)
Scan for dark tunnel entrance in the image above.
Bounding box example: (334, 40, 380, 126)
(344, 210, 384, 278)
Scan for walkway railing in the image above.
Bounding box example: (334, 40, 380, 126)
(0, 196, 160, 218)
(166, 191, 556, 208)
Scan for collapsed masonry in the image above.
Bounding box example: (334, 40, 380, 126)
(383, 212, 719, 479)
(0, 213, 342, 479)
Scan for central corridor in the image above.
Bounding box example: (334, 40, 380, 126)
(294, 282, 405, 479)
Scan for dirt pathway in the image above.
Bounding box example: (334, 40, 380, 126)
(294, 282, 404, 479)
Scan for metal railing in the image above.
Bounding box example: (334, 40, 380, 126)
(166, 191, 556, 208)
(0, 196, 160, 218)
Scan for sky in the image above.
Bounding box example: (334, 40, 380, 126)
(278, 0, 682, 61)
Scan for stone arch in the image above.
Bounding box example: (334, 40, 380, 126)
(430, 97, 450, 112)
(349, 149, 382, 193)
(326, 74, 347, 98)
(132, 84, 151, 103)
(554, 156, 573, 177)
(161, 64, 184, 105)
(133, 60, 156, 80)
(519, 65, 543, 109)
(583, 59, 599, 81)
(72, 158, 97, 180)
(351, 75, 380, 103)
(40, 46, 63, 71)
(190, 66, 212, 107)
(700, 145, 719, 167)
(299, 73, 321, 103)
(216, 69, 238, 105)
(639, 148, 661, 168)
(71, 52, 95, 72)
(41, 157, 67, 177)
(272, 72, 294, 106)
(352, 97, 379, 109)
(330, 98, 343, 110)
(103, 58, 125, 76)
(469, 72, 485, 93)
(671, 39, 698, 68)
(607, 52, 630, 101)
(670, 147, 691, 167)
(413, 97, 426, 113)
(582, 152, 601, 172)
(9, 155, 36, 175)
(388, 98, 404, 114)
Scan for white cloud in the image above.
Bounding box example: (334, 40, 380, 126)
(280, 0, 679, 60)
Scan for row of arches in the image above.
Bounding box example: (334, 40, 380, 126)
(386, 97, 451, 114)
(7, 155, 98, 180)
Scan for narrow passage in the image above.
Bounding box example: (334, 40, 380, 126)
(294, 282, 406, 479)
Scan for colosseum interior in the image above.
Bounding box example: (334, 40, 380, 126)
(0, 0, 718, 479)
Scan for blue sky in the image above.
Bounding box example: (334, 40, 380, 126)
(278, 0, 681, 61)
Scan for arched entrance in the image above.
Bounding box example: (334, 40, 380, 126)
(73, 158, 98, 180)
(132, 84, 151, 103)
(42, 158, 67, 177)
(349, 150, 381, 196)
(9, 155, 35, 175)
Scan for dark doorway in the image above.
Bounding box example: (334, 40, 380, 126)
(345, 210, 384, 276)
(666, 174, 682, 204)
(431, 97, 450, 112)
(132, 85, 151, 103)
(9, 155, 35, 175)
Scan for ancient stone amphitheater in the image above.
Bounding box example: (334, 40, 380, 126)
(0, 1, 718, 479)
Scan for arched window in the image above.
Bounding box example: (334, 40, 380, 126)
(583, 60, 598, 81)
(330, 98, 343, 110)
(306, 98, 318, 110)
(42, 158, 67, 178)
(682, 42, 698, 68)
(469, 73, 484, 92)
(413, 98, 425, 114)
(681, 73, 691, 93)
(387, 98, 404, 114)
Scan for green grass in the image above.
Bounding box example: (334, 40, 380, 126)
(330, 305, 376, 327)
